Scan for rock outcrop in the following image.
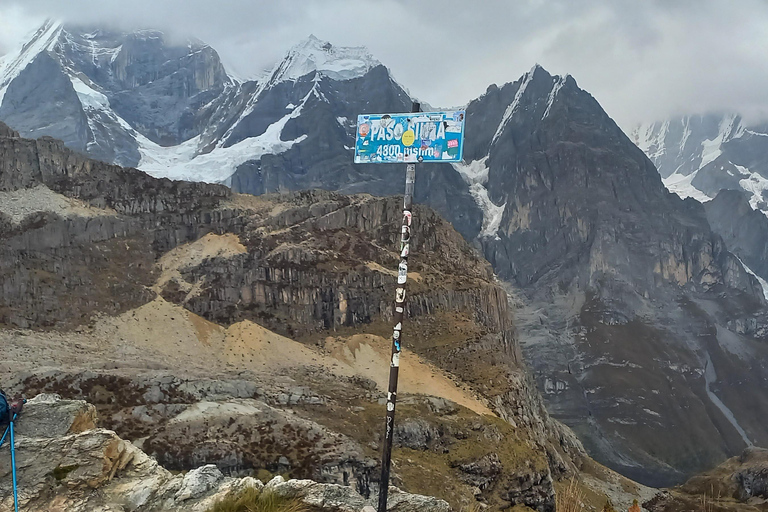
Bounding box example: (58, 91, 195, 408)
(704, 189, 768, 281)
(0, 395, 450, 512)
(644, 447, 768, 512)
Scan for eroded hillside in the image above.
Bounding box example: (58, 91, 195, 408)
(0, 123, 656, 510)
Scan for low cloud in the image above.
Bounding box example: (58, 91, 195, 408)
(2, 0, 768, 129)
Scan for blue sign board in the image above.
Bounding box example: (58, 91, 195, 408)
(354, 111, 465, 164)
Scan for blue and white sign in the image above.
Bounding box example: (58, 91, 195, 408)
(354, 111, 465, 164)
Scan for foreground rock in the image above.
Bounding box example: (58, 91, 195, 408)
(0, 395, 450, 512)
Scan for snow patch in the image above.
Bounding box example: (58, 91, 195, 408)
(662, 170, 713, 202)
(542, 75, 567, 120)
(737, 165, 768, 212)
(270, 35, 379, 83)
(700, 114, 742, 168)
(678, 116, 691, 157)
(454, 157, 506, 239)
(491, 66, 535, 146)
(0, 20, 63, 105)
(69, 75, 110, 111)
(139, 106, 307, 183)
(633, 120, 669, 160)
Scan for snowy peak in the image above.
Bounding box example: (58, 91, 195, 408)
(268, 35, 381, 83)
(633, 112, 768, 215)
(484, 65, 573, 151)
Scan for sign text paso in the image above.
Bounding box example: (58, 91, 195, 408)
(355, 111, 465, 164)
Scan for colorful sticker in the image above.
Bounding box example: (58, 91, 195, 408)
(402, 129, 415, 147)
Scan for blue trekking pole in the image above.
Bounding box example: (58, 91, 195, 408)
(0, 420, 10, 449)
(9, 415, 18, 512)
(1, 396, 25, 512)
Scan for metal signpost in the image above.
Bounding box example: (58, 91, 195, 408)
(354, 104, 465, 512)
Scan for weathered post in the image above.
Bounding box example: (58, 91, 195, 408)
(377, 103, 420, 512)
(353, 102, 465, 512)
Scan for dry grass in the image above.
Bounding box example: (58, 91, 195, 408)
(556, 478, 585, 512)
(207, 487, 307, 512)
(700, 485, 721, 512)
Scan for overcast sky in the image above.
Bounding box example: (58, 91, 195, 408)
(2, 0, 767, 129)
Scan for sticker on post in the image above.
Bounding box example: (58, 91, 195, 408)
(397, 262, 408, 284)
(396, 288, 406, 303)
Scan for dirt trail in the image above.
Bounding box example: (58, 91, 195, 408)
(324, 334, 493, 416)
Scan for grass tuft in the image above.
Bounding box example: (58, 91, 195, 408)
(556, 478, 585, 512)
(207, 487, 308, 512)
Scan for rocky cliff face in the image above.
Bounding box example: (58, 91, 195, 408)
(0, 124, 654, 511)
(455, 66, 768, 487)
(704, 189, 768, 283)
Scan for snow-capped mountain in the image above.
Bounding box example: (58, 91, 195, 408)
(0, 20, 235, 167)
(269, 34, 380, 82)
(632, 114, 768, 212)
(0, 23, 409, 185)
